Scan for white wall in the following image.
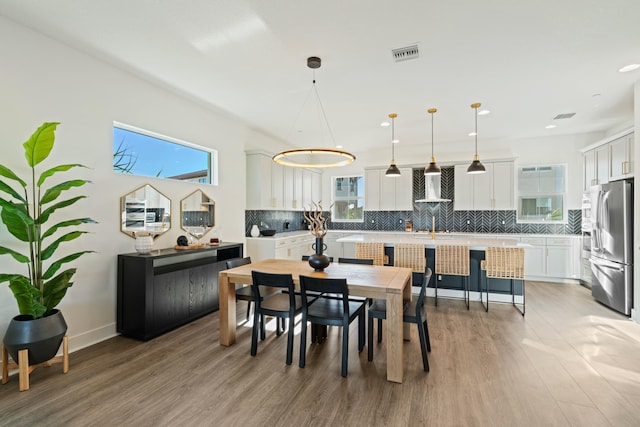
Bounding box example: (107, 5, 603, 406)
(634, 79, 640, 324)
(0, 17, 265, 349)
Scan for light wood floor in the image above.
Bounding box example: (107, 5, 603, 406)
(2, 281, 640, 427)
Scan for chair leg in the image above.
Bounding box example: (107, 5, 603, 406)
(358, 311, 365, 352)
(260, 314, 266, 341)
(424, 319, 431, 352)
(299, 317, 307, 368)
(286, 316, 294, 365)
(465, 276, 470, 310)
(435, 279, 438, 307)
(341, 324, 349, 377)
(377, 318, 383, 343)
(251, 311, 260, 356)
(367, 313, 374, 361)
(416, 321, 430, 372)
(246, 300, 252, 321)
(481, 272, 489, 312)
(513, 279, 525, 316)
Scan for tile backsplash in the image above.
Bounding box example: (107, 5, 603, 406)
(246, 167, 581, 236)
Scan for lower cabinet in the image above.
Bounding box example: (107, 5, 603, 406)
(117, 243, 243, 341)
(520, 236, 579, 280)
(247, 233, 315, 261)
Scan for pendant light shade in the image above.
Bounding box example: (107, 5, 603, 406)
(273, 57, 356, 168)
(467, 102, 486, 174)
(424, 108, 441, 176)
(385, 113, 401, 177)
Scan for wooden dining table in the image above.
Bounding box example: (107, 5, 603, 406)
(218, 258, 413, 383)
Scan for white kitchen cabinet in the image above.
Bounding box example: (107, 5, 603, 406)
(545, 237, 575, 279)
(609, 132, 634, 181)
(520, 236, 579, 279)
(246, 152, 274, 210)
(521, 237, 546, 279)
(366, 167, 412, 211)
(324, 232, 344, 259)
(595, 145, 609, 186)
(271, 162, 284, 209)
(247, 233, 315, 261)
(583, 150, 597, 191)
(455, 161, 513, 211)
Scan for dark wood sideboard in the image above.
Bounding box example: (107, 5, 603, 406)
(117, 242, 243, 341)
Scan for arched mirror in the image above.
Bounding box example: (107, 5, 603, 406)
(180, 189, 215, 242)
(120, 184, 171, 238)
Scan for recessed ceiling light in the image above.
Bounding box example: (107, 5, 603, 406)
(380, 121, 390, 127)
(478, 109, 490, 116)
(468, 132, 477, 137)
(618, 63, 640, 73)
(545, 124, 557, 129)
(392, 138, 399, 144)
(335, 145, 343, 148)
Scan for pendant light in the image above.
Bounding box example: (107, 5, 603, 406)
(424, 108, 441, 175)
(385, 113, 401, 177)
(467, 102, 486, 174)
(272, 57, 356, 168)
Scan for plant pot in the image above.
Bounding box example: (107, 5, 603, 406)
(308, 237, 330, 272)
(3, 309, 68, 366)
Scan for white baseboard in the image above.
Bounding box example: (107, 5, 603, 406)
(632, 308, 639, 324)
(68, 322, 118, 353)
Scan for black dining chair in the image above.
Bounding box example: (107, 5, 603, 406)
(367, 267, 432, 372)
(250, 271, 302, 365)
(337, 257, 374, 265)
(299, 275, 366, 377)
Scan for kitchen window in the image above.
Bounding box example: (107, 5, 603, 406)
(113, 122, 217, 184)
(517, 165, 566, 222)
(332, 176, 364, 222)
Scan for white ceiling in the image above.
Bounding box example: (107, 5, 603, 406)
(1, 0, 639, 156)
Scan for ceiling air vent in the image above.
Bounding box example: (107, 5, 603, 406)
(392, 45, 419, 62)
(553, 113, 576, 120)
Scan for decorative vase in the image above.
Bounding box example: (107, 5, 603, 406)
(3, 309, 68, 366)
(308, 237, 330, 271)
(250, 224, 260, 237)
(135, 233, 154, 254)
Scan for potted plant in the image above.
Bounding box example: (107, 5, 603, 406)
(0, 122, 95, 366)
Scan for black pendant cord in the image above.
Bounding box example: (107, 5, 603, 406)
(312, 69, 337, 146)
(474, 107, 478, 156)
(431, 113, 435, 158)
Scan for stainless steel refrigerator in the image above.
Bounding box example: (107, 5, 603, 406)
(590, 180, 633, 315)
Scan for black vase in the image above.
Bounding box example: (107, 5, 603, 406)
(3, 309, 68, 365)
(308, 237, 330, 272)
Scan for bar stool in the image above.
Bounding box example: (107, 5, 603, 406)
(355, 242, 386, 266)
(435, 245, 470, 309)
(481, 247, 525, 315)
(394, 243, 427, 294)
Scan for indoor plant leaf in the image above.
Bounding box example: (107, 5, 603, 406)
(39, 195, 87, 223)
(42, 268, 76, 310)
(0, 180, 26, 203)
(8, 276, 46, 319)
(0, 164, 27, 189)
(0, 201, 34, 242)
(43, 251, 94, 280)
(37, 163, 87, 187)
(0, 246, 30, 263)
(41, 231, 88, 260)
(40, 179, 90, 205)
(22, 122, 59, 167)
(41, 217, 97, 239)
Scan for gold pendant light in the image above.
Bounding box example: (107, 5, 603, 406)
(273, 57, 356, 168)
(467, 102, 486, 174)
(424, 108, 441, 175)
(385, 113, 401, 177)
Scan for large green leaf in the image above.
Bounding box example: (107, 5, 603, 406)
(0, 180, 26, 203)
(43, 251, 94, 279)
(23, 122, 59, 168)
(42, 269, 75, 311)
(0, 201, 34, 242)
(37, 164, 88, 187)
(40, 179, 90, 205)
(0, 164, 27, 188)
(39, 195, 86, 223)
(42, 217, 97, 239)
(0, 273, 28, 284)
(0, 246, 30, 263)
(41, 231, 88, 260)
(8, 276, 46, 318)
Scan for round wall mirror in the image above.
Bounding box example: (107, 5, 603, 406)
(120, 184, 171, 238)
(180, 189, 215, 241)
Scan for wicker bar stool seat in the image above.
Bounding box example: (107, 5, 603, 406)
(435, 245, 470, 309)
(480, 247, 525, 315)
(355, 242, 386, 266)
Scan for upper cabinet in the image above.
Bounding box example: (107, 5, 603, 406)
(365, 167, 413, 211)
(246, 152, 321, 211)
(454, 161, 514, 211)
(583, 130, 634, 190)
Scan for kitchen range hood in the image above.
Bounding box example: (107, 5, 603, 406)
(415, 175, 451, 203)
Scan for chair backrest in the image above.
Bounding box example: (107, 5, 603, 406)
(355, 242, 385, 266)
(414, 267, 433, 316)
(338, 257, 374, 265)
(485, 247, 525, 280)
(225, 257, 252, 270)
(250, 271, 294, 304)
(394, 243, 426, 272)
(435, 245, 470, 277)
(299, 275, 349, 316)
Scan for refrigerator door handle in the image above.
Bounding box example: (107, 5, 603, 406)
(590, 256, 625, 272)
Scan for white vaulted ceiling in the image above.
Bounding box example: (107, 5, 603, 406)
(1, 0, 639, 155)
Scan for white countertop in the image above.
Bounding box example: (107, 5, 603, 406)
(335, 234, 526, 250)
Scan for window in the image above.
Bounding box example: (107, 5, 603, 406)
(113, 122, 217, 184)
(332, 176, 364, 222)
(517, 165, 566, 222)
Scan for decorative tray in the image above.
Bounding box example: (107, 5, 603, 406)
(174, 243, 206, 250)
